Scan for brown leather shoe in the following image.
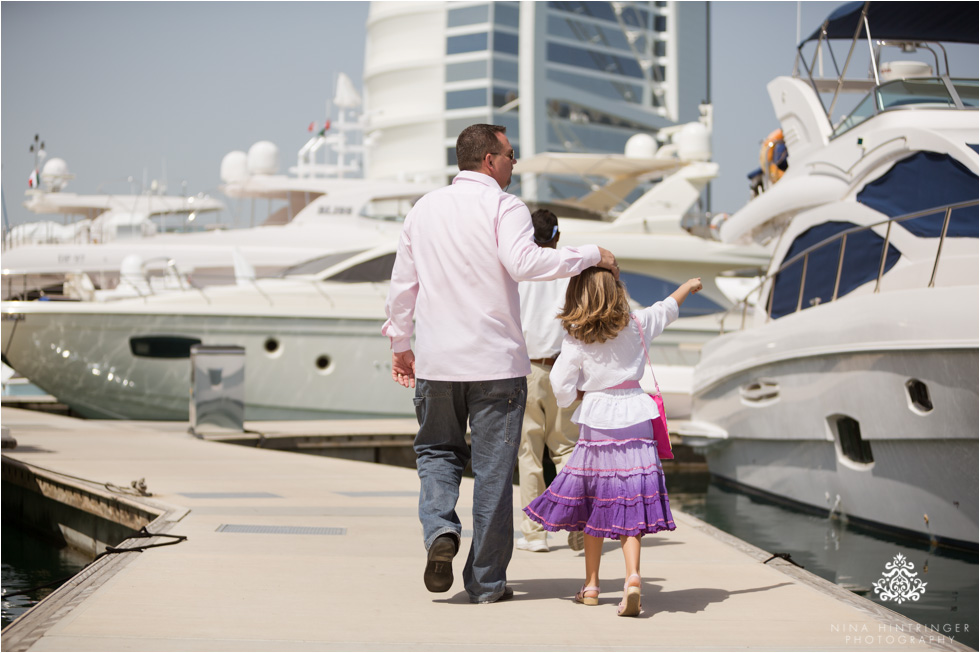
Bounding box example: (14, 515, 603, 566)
(423, 534, 458, 593)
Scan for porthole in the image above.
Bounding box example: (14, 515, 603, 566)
(264, 338, 280, 354)
(834, 416, 874, 465)
(906, 379, 933, 414)
(315, 355, 333, 374)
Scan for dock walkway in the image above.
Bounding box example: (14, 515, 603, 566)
(1, 407, 967, 652)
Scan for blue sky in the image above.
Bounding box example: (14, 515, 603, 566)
(2, 1, 976, 229)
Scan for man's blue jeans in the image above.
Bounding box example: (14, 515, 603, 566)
(413, 377, 526, 603)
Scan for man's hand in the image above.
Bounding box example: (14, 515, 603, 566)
(392, 349, 416, 388)
(597, 247, 620, 279)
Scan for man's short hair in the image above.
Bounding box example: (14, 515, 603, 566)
(531, 208, 558, 244)
(456, 124, 506, 171)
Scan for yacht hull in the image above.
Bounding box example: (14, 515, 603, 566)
(691, 290, 979, 547)
(1, 310, 414, 421)
(1, 298, 715, 422)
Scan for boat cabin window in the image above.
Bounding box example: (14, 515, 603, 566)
(130, 336, 202, 359)
(769, 221, 900, 319)
(618, 271, 724, 317)
(359, 196, 421, 223)
(280, 250, 366, 277)
(857, 152, 979, 238)
(324, 253, 397, 283)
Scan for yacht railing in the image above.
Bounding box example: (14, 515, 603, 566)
(718, 199, 979, 333)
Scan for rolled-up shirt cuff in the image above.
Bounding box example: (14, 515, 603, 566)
(391, 338, 412, 353)
(583, 244, 601, 266)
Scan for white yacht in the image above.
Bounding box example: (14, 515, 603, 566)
(0, 118, 769, 423)
(1, 75, 437, 301)
(682, 2, 978, 548)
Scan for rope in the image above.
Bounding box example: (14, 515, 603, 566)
(4, 457, 153, 497)
(2, 526, 188, 598)
(763, 552, 804, 568)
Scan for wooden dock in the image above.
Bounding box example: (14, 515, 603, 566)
(1, 407, 969, 652)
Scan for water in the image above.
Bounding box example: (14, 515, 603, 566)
(669, 476, 978, 651)
(1, 521, 92, 629)
(3, 473, 976, 649)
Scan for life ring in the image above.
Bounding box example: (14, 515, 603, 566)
(759, 128, 788, 186)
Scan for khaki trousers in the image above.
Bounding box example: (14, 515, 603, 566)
(518, 362, 581, 543)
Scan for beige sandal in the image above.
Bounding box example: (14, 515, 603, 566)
(574, 584, 600, 606)
(617, 574, 641, 617)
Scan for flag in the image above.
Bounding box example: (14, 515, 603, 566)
(308, 121, 316, 133)
(318, 120, 331, 137)
(28, 169, 39, 188)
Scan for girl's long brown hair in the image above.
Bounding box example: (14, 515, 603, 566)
(559, 266, 631, 344)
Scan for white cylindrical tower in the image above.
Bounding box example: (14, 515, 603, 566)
(364, 2, 449, 183)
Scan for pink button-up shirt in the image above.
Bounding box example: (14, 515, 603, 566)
(382, 171, 600, 381)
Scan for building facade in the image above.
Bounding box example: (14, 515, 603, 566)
(363, 1, 709, 199)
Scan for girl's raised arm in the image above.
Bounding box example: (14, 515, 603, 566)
(668, 278, 703, 308)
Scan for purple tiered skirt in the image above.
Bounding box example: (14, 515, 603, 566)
(523, 420, 675, 539)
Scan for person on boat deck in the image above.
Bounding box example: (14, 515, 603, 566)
(382, 124, 618, 604)
(516, 208, 584, 554)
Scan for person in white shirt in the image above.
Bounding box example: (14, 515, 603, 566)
(382, 124, 618, 604)
(516, 209, 584, 554)
(524, 267, 702, 616)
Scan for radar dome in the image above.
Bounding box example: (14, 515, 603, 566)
(220, 151, 249, 183)
(40, 158, 73, 191)
(42, 158, 70, 177)
(676, 123, 711, 161)
(624, 133, 658, 158)
(880, 60, 933, 82)
(247, 141, 280, 175)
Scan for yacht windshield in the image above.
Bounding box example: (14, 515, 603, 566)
(323, 252, 397, 283)
(832, 77, 976, 138)
(877, 78, 957, 109)
(951, 78, 979, 107)
(280, 250, 365, 277)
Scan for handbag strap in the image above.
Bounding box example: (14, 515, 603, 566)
(631, 313, 661, 396)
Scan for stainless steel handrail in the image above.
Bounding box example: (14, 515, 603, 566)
(719, 199, 978, 333)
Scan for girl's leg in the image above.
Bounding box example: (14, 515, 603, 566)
(584, 533, 603, 588)
(620, 535, 641, 582)
(575, 533, 603, 604)
(618, 535, 642, 616)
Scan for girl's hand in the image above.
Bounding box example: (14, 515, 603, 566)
(687, 278, 703, 294)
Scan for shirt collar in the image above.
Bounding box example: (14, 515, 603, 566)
(452, 170, 501, 191)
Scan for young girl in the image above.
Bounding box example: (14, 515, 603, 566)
(524, 267, 703, 617)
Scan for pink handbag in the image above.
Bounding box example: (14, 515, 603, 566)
(632, 315, 674, 460)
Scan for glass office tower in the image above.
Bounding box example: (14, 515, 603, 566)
(364, 1, 708, 200)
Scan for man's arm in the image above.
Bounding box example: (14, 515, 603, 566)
(382, 223, 420, 385)
(497, 203, 616, 281)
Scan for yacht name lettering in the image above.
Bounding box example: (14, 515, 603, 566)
(318, 206, 353, 215)
(57, 253, 86, 264)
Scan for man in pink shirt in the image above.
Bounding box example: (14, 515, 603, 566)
(383, 124, 617, 604)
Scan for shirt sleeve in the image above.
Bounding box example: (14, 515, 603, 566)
(550, 337, 583, 408)
(637, 296, 680, 343)
(381, 215, 419, 353)
(496, 199, 600, 282)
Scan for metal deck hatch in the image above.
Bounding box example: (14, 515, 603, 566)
(216, 524, 347, 535)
